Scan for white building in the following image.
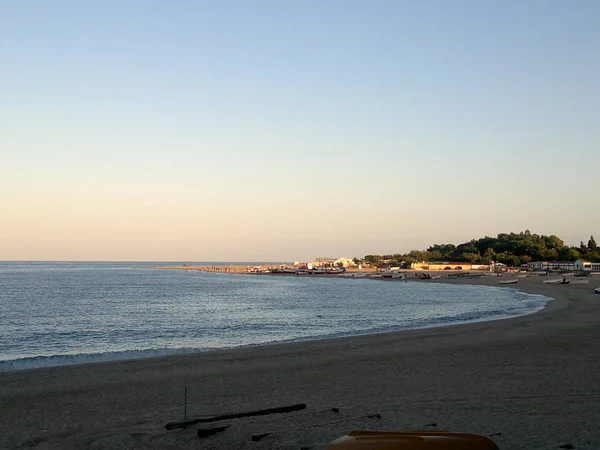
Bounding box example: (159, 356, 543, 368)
(527, 261, 575, 272)
(574, 260, 600, 272)
(334, 257, 356, 268)
(314, 257, 336, 267)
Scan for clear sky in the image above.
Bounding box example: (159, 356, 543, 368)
(1, 0, 599, 261)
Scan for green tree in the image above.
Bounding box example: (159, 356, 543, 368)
(484, 248, 495, 261)
(461, 252, 481, 262)
(474, 236, 496, 255)
(428, 250, 443, 261)
(364, 255, 381, 265)
(402, 255, 417, 265)
(427, 244, 456, 260)
(558, 247, 580, 261)
(407, 250, 430, 262)
(456, 242, 479, 255)
(545, 235, 564, 250)
(540, 248, 558, 260)
(527, 242, 545, 259)
(497, 252, 520, 267)
(359, 230, 593, 268)
(520, 255, 533, 264)
(587, 251, 600, 262)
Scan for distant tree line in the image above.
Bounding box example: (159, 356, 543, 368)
(359, 231, 599, 268)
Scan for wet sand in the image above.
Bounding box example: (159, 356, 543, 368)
(1, 276, 599, 449)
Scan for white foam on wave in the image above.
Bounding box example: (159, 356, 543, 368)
(0, 347, 209, 372)
(0, 286, 550, 373)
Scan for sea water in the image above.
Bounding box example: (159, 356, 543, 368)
(0, 262, 549, 372)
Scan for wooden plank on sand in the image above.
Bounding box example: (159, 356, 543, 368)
(166, 403, 307, 430)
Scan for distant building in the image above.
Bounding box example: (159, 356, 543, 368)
(492, 262, 507, 272)
(574, 260, 600, 272)
(314, 257, 336, 267)
(527, 261, 575, 272)
(334, 257, 356, 268)
(411, 261, 474, 271)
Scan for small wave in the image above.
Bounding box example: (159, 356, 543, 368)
(0, 277, 550, 373)
(1, 295, 548, 373)
(0, 347, 209, 372)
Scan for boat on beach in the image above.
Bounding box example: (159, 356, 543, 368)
(544, 277, 571, 285)
(499, 279, 519, 285)
(296, 269, 326, 275)
(594, 287, 600, 294)
(447, 272, 471, 279)
(248, 266, 271, 274)
(530, 271, 549, 276)
(407, 273, 441, 280)
(543, 279, 565, 284)
(271, 267, 297, 274)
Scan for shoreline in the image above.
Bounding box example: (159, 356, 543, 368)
(1, 277, 550, 374)
(1, 276, 599, 449)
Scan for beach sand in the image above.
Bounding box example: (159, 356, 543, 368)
(1, 276, 599, 449)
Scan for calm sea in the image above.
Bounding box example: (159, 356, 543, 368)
(0, 262, 549, 372)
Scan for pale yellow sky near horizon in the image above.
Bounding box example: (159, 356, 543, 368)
(2, 181, 595, 261)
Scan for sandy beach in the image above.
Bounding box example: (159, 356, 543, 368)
(1, 276, 599, 449)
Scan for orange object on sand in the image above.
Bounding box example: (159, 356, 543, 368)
(325, 430, 500, 449)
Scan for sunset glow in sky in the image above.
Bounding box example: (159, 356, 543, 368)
(2, 1, 599, 261)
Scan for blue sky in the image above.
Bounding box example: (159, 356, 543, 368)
(1, 0, 599, 261)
